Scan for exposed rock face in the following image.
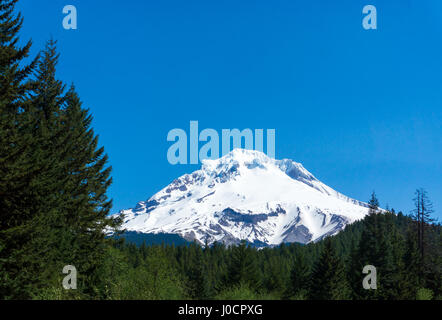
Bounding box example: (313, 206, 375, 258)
(115, 149, 369, 247)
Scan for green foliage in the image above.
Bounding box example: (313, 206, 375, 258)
(225, 241, 261, 291)
(98, 244, 185, 300)
(101, 209, 440, 301)
(416, 288, 433, 300)
(286, 251, 310, 299)
(308, 238, 351, 300)
(0, 1, 120, 299)
(350, 194, 410, 300)
(0, 0, 39, 299)
(183, 243, 212, 299)
(262, 254, 286, 294)
(215, 284, 259, 300)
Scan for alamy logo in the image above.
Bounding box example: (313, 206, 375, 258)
(167, 121, 275, 165)
(362, 265, 377, 290)
(62, 265, 77, 290)
(63, 5, 77, 30)
(362, 5, 377, 30)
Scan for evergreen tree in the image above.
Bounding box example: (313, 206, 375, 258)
(309, 238, 351, 300)
(23, 40, 70, 293)
(351, 193, 380, 298)
(377, 211, 407, 299)
(184, 243, 212, 299)
(58, 84, 120, 296)
(286, 251, 310, 299)
(0, 0, 39, 299)
(263, 254, 286, 295)
(1, 27, 120, 297)
(351, 193, 409, 300)
(226, 241, 261, 290)
(412, 189, 437, 287)
(403, 225, 421, 299)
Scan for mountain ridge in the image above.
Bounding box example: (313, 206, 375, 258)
(114, 149, 370, 247)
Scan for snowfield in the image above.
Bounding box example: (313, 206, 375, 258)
(114, 149, 370, 247)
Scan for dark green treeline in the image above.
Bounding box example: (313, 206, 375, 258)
(105, 201, 441, 300)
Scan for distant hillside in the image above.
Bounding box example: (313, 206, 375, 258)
(113, 231, 192, 246)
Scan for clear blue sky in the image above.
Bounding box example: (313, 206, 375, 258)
(16, 0, 441, 219)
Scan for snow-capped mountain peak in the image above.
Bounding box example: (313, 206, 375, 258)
(116, 149, 369, 247)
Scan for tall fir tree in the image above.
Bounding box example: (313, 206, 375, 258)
(58, 84, 120, 297)
(350, 192, 382, 299)
(412, 189, 436, 279)
(12, 39, 78, 298)
(226, 241, 261, 291)
(377, 211, 407, 299)
(185, 244, 212, 299)
(403, 224, 421, 298)
(263, 254, 286, 295)
(1, 15, 120, 297)
(351, 193, 409, 299)
(308, 238, 351, 300)
(0, 0, 39, 299)
(286, 251, 310, 299)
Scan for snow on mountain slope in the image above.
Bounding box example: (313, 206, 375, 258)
(115, 149, 370, 247)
